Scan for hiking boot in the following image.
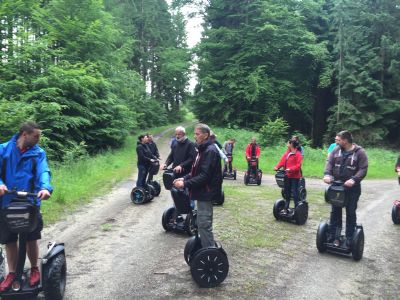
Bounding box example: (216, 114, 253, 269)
(29, 267, 40, 287)
(0, 273, 16, 292)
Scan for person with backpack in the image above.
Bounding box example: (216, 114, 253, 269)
(0, 122, 52, 291)
(323, 130, 368, 247)
(273, 138, 303, 213)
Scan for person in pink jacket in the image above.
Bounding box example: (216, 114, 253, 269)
(273, 138, 303, 213)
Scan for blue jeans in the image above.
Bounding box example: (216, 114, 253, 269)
(329, 185, 361, 239)
(137, 164, 149, 188)
(284, 178, 299, 209)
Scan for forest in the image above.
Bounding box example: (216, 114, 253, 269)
(1, 0, 399, 161)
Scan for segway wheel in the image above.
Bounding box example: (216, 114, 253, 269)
(184, 236, 202, 265)
(294, 202, 308, 225)
(43, 253, 67, 300)
(257, 171, 262, 185)
(324, 187, 330, 203)
(214, 190, 225, 206)
(146, 184, 155, 202)
(351, 227, 364, 261)
(391, 205, 400, 224)
(162, 206, 176, 231)
(273, 199, 286, 220)
(151, 181, 161, 196)
(130, 187, 146, 204)
(316, 222, 328, 253)
(244, 173, 249, 185)
(190, 247, 229, 288)
(299, 187, 307, 202)
(233, 170, 237, 180)
(185, 211, 197, 236)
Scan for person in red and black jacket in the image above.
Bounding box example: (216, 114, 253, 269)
(245, 137, 261, 174)
(173, 124, 222, 248)
(273, 138, 303, 213)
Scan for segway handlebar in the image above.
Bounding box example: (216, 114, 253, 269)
(4, 190, 38, 198)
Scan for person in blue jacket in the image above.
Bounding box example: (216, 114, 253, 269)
(0, 121, 52, 292)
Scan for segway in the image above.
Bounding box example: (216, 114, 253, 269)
(316, 181, 364, 261)
(244, 157, 262, 185)
(162, 188, 197, 236)
(183, 226, 229, 287)
(222, 155, 236, 180)
(391, 200, 400, 224)
(0, 190, 66, 299)
(273, 170, 308, 225)
(147, 160, 161, 196)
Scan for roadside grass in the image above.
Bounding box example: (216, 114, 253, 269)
(211, 126, 398, 179)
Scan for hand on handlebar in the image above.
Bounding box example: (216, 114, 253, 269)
(323, 175, 332, 184)
(0, 185, 8, 196)
(173, 165, 183, 173)
(343, 179, 355, 188)
(173, 178, 184, 189)
(38, 189, 51, 200)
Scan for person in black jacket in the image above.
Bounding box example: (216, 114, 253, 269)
(173, 123, 223, 247)
(146, 133, 160, 160)
(136, 134, 156, 188)
(161, 126, 197, 177)
(396, 156, 400, 185)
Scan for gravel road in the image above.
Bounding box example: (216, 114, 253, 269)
(36, 131, 399, 299)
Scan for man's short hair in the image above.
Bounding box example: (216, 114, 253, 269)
(175, 126, 186, 134)
(195, 123, 211, 136)
(138, 134, 146, 142)
(336, 130, 353, 143)
(19, 121, 41, 135)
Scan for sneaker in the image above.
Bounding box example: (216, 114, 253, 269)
(280, 209, 288, 215)
(0, 273, 16, 292)
(176, 215, 184, 223)
(333, 239, 340, 247)
(29, 267, 40, 287)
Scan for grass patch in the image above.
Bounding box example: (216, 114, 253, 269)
(211, 126, 398, 179)
(214, 183, 330, 250)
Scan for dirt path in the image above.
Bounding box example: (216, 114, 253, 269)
(38, 133, 400, 299)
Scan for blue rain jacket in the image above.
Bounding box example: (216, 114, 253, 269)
(0, 134, 53, 208)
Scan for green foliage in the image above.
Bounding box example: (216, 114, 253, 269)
(259, 118, 290, 147)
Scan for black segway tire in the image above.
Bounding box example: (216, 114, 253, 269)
(150, 181, 161, 196)
(273, 199, 286, 220)
(130, 187, 146, 204)
(233, 170, 237, 180)
(214, 190, 225, 206)
(184, 236, 202, 265)
(257, 171, 262, 185)
(185, 211, 197, 236)
(324, 187, 330, 203)
(244, 173, 249, 185)
(190, 247, 229, 288)
(299, 187, 307, 202)
(146, 184, 155, 201)
(316, 222, 328, 253)
(392, 205, 400, 224)
(294, 201, 308, 225)
(351, 227, 364, 261)
(162, 206, 176, 231)
(43, 253, 67, 300)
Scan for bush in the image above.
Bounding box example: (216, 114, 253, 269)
(259, 118, 289, 147)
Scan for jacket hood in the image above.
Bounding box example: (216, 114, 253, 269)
(197, 139, 212, 152)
